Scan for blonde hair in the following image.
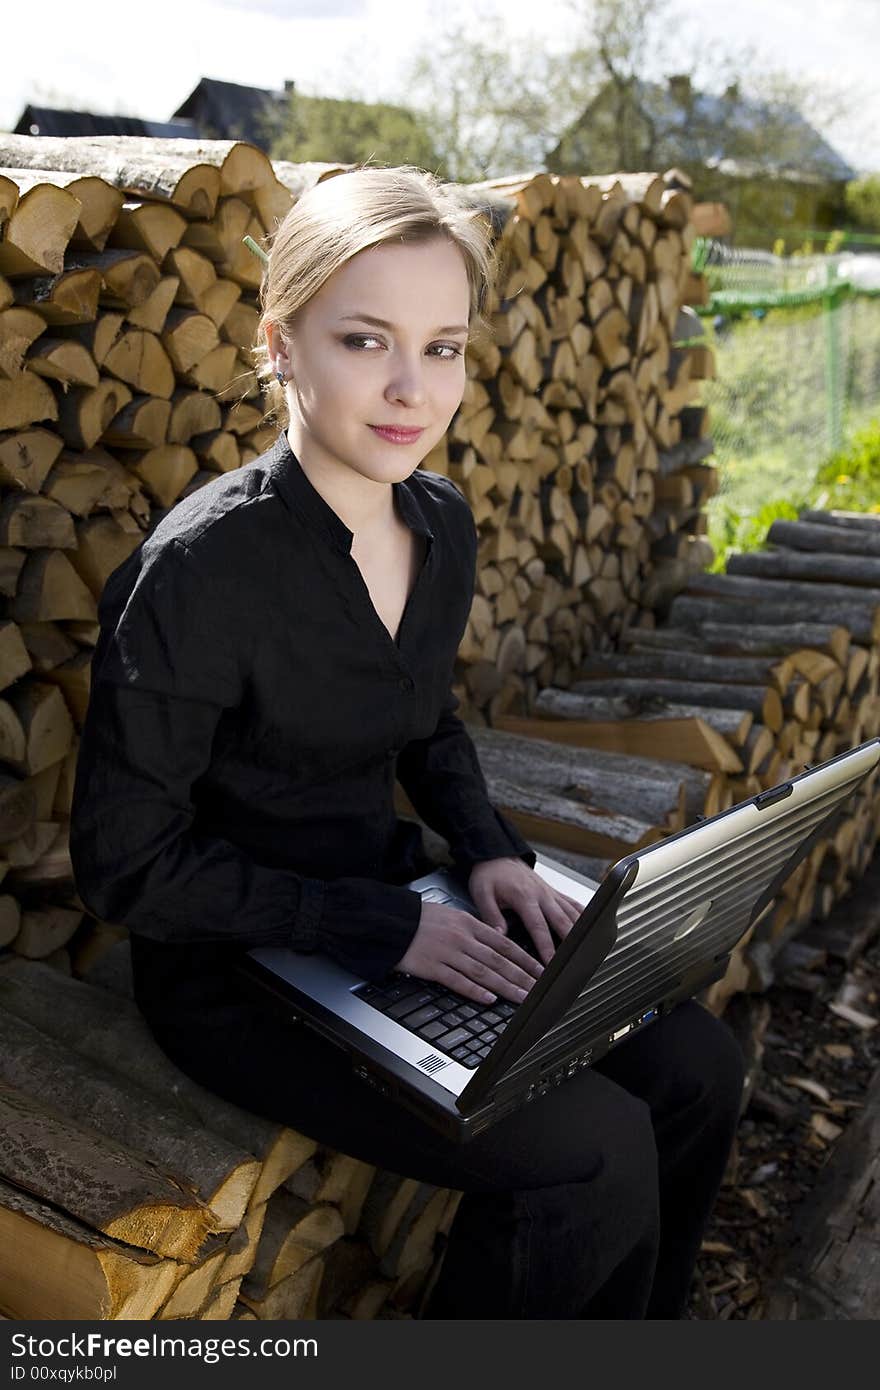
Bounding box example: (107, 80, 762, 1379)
(254, 165, 499, 427)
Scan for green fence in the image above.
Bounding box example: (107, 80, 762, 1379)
(689, 241, 880, 558)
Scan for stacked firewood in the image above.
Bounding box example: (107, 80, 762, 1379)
(0, 137, 343, 977)
(448, 511, 880, 1010)
(447, 168, 715, 720)
(0, 138, 712, 974)
(9, 135, 876, 1319)
(0, 956, 460, 1321)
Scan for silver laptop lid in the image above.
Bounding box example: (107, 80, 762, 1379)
(458, 737, 880, 1109)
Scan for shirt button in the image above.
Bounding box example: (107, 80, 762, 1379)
(399, 676, 414, 692)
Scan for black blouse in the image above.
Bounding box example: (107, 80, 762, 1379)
(70, 431, 535, 1034)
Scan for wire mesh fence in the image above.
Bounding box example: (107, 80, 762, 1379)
(689, 240, 880, 552)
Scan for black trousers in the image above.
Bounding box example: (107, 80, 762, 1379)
(147, 995, 745, 1320)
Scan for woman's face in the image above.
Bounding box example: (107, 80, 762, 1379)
(273, 234, 471, 487)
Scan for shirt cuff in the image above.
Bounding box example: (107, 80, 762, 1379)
(311, 876, 423, 982)
(448, 807, 537, 877)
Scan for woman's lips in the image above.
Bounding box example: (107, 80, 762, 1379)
(369, 425, 425, 444)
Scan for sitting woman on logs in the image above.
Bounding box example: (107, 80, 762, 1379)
(70, 165, 744, 1319)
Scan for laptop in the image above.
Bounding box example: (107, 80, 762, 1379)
(239, 738, 880, 1141)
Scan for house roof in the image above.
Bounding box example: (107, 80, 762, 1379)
(13, 105, 197, 139)
(172, 77, 287, 148)
(550, 79, 856, 183)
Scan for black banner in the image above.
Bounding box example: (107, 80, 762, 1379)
(0, 1319, 863, 1389)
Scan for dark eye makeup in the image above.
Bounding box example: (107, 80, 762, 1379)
(342, 333, 463, 360)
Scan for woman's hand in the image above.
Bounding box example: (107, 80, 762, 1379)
(468, 857, 584, 966)
(394, 900, 544, 1005)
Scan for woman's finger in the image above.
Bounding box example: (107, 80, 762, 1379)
(540, 892, 580, 940)
(561, 893, 587, 913)
(469, 918, 543, 971)
(428, 963, 502, 1006)
(462, 931, 543, 991)
(454, 952, 534, 1004)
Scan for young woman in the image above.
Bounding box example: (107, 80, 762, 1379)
(70, 165, 744, 1320)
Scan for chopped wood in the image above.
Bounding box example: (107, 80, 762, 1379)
(126, 275, 181, 334)
(101, 394, 171, 449)
(13, 267, 102, 326)
(0, 428, 63, 492)
(241, 1191, 343, 1298)
(0, 1082, 219, 1261)
(0, 1012, 260, 1230)
(26, 337, 99, 389)
(0, 774, 36, 844)
(103, 328, 176, 399)
(0, 621, 31, 688)
(0, 183, 81, 278)
(167, 389, 222, 444)
(729, 549, 880, 588)
(0, 493, 76, 550)
(10, 170, 123, 253)
(161, 308, 219, 373)
(128, 444, 198, 508)
(111, 201, 187, 262)
(3, 681, 73, 776)
(15, 631, 73, 694)
(0, 135, 222, 218)
(0, 1174, 178, 1319)
(8, 550, 97, 623)
(0, 372, 58, 432)
(0, 962, 318, 1207)
(55, 378, 133, 451)
(498, 707, 743, 774)
(0, 307, 45, 377)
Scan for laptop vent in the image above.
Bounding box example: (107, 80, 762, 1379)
(417, 1054, 449, 1073)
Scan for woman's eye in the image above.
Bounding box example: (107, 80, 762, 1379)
(344, 334, 383, 350)
(342, 335, 463, 360)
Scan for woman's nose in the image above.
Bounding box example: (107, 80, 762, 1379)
(384, 357, 427, 407)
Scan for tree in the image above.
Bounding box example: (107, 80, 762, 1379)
(270, 92, 441, 170)
(549, 0, 854, 183)
(393, 3, 591, 182)
(845, 175, 880, 232)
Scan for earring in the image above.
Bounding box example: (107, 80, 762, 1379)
(275, 370, 287, 386)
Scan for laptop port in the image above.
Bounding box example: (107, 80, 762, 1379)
(353, 1064, 391, 1098)
(639, 1008, 658, 1025)
(610, 1022, 633, 1043)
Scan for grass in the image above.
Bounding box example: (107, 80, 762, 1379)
(695, 295, 880, 569)
(705, 415, 880, 571)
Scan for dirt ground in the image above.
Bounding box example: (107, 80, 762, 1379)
(685, 926, 880, 1319)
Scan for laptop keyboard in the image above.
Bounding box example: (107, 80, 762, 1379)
(355, 977, 517, 1068)
(354, 882, 536, 1067)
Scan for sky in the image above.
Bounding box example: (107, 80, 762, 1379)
(2, 0, 877, 173)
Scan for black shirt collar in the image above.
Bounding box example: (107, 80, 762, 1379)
(266, 430, 435, 556)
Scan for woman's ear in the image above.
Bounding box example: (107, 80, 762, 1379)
(265, 321, 291, 379)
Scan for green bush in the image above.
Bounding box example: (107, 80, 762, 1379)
(845, 175, 880, 233)
(812, 417, 880, 511)
(707, 496, 805, 572)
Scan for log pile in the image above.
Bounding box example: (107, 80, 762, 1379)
(461, 511, 880, 1009)
(446, 168, 716, 720)
(0, 957, 459, 1321)
(9, 135, 878, 1320)
(0, 137, 347, 990)
(0, 138, 715, 986)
